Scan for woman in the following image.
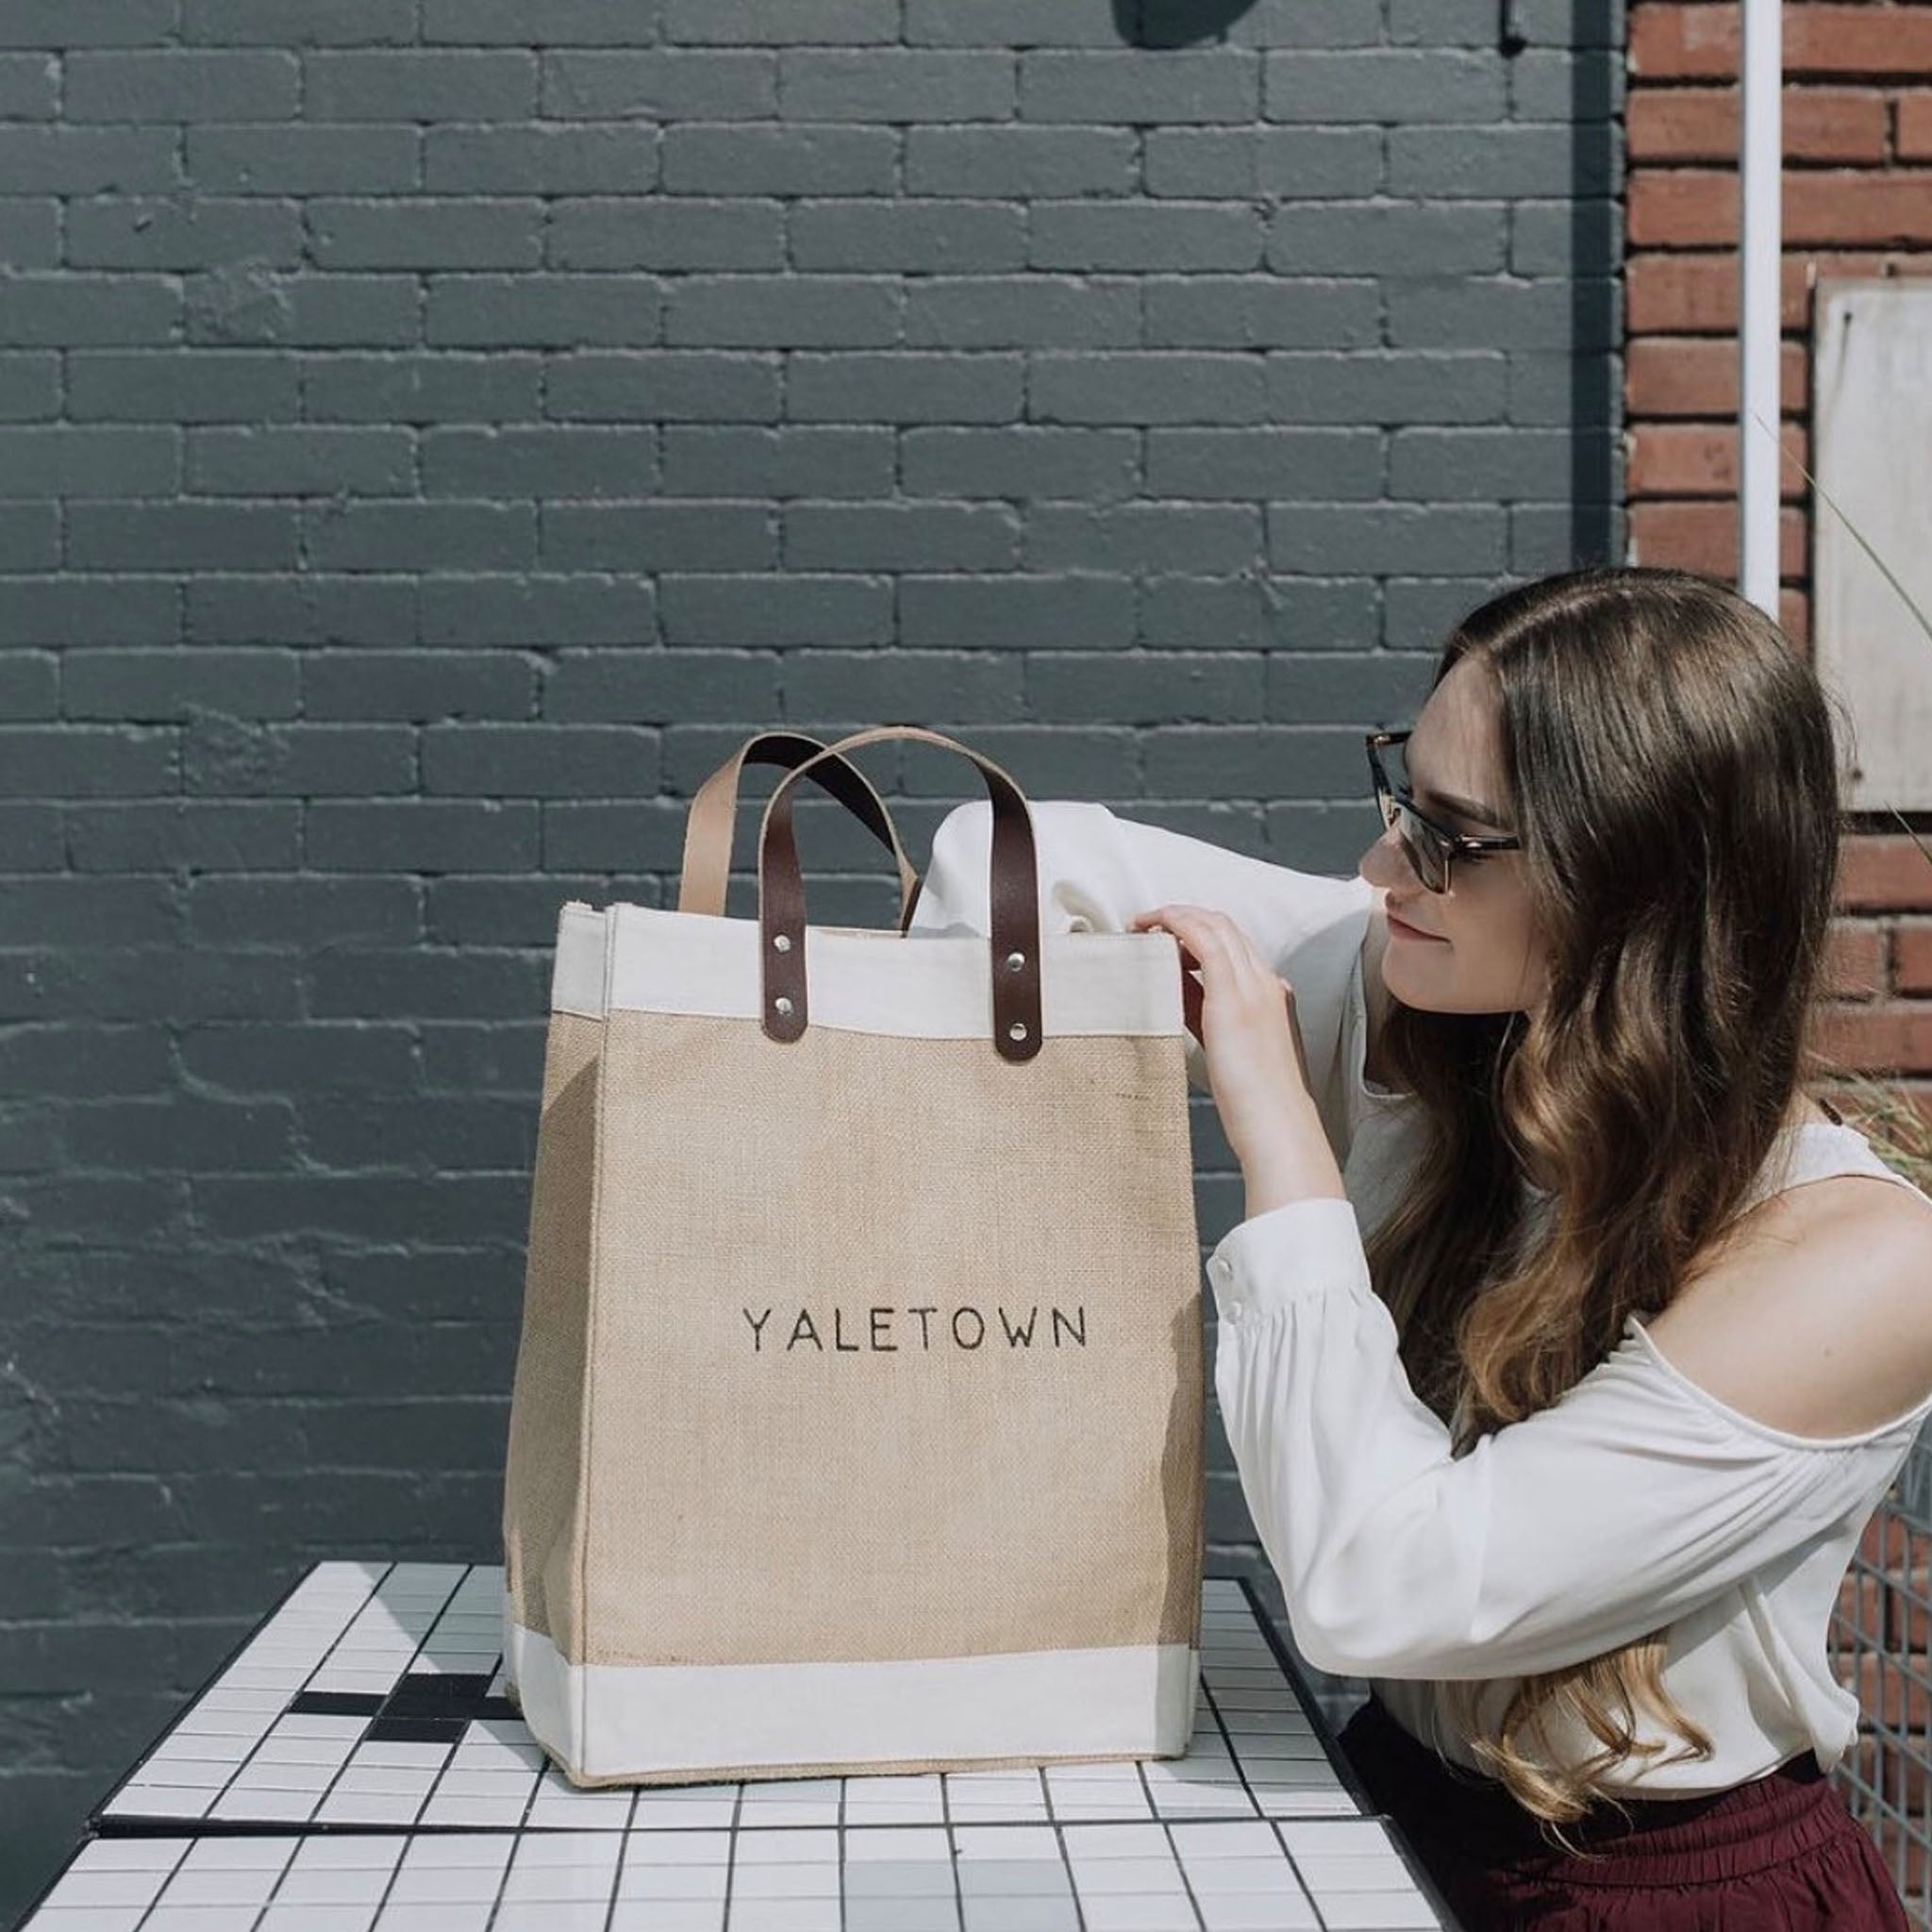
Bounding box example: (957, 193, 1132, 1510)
(916, 566, 1932, 1928)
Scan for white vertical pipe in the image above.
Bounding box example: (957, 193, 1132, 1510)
(1739, 0, 1783, 619)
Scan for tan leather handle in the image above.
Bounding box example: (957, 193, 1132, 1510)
(678, 731, 920, 930)
(756, 726, 1042, 1065)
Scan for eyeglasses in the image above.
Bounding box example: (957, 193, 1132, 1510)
(1364, 729, 1521, 894)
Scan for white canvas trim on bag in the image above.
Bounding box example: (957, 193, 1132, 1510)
(505, 1614, 1199, 1782)
(548, 902, 1187, 1041)
(552, 902, 608, 1018)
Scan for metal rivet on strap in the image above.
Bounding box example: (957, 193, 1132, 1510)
(774, 933, 792, 953)
(774, 995, 794, 1017)
(1008, 1021, 1027, 1042)
(1006, 950, 1025, 972)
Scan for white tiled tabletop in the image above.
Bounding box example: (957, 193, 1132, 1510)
(93, 1567, 1369, 1834)
(24, 1814, 1447, 1931)
(19, 1562, 1460, 1930)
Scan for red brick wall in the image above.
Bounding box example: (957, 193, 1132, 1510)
(1624, 2, 1932, 1112)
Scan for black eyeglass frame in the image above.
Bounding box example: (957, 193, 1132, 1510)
(1364, 729, 1522, 894)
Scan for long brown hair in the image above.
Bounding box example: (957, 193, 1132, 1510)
(1363, 566, 1847, 1824)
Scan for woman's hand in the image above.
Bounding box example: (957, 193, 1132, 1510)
(1128, 904, 1349, 1215)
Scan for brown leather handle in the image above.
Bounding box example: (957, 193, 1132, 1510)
(756, 725, 1042, 1065)
(678, 731, 920, 930)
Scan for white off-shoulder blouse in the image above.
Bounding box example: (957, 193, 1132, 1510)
(911, 796, 1932, 1796)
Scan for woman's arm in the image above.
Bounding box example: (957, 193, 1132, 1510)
(1209, 1192, 1931, 1682)
(911, 799, 1376, 1132)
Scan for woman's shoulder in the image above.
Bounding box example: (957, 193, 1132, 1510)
(1639, 1150, 1932, 1443)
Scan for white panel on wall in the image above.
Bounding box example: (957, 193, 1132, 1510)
(1814, 277, 1932, 813)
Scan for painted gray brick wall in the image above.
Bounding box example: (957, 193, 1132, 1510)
(0, 0, 1623, 1911)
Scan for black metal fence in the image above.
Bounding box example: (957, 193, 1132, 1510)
(1832, 1436, 1932, 1927)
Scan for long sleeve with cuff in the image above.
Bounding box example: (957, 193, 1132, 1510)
(1207, 1198, 1916, 1683)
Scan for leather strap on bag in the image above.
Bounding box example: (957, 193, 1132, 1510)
(757, 726, 1043, 1065)
(678, 731, 920, 930)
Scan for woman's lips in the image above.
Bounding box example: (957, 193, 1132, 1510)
(1387, 907, 1446, 941)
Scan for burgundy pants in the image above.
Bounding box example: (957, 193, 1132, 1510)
(1339, 1692, 1911, 1931)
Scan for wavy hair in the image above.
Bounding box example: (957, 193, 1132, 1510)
(1362, 566, 1848, 1827)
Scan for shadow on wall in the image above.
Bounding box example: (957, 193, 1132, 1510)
(1568, 19, 1620, 563)
(1122, 0, 1266, 45)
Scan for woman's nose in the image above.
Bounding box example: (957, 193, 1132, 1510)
(1358, 822, 1406, 888)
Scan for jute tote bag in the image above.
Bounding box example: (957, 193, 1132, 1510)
(502, 725, 1206, 1788)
